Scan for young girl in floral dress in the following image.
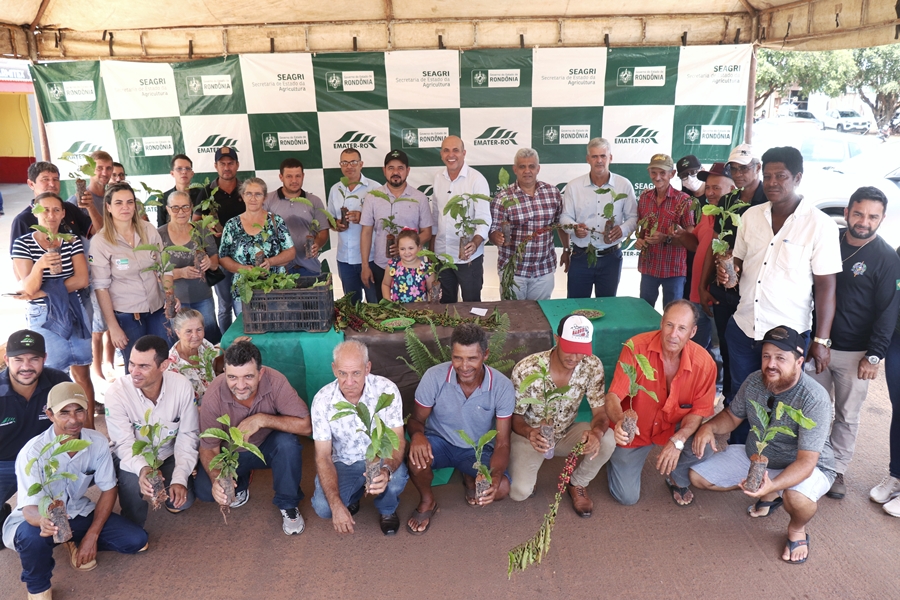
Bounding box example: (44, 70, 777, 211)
(381, 228, 434, 303)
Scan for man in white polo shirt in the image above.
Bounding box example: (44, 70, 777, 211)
(721, 146, 841, 443)
(104, 335, 199, 527)
(431, 135, 492, 303)
(560, 137, 637, 298)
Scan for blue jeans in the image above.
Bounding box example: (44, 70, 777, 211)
(214, 271, 235, 335)
(194, 430, 303, 510)
(181, 297, 222, 346)
(724, 317, 809, 443)
(25, 302, 92, 370)
(13, 512, 147, 594)
(427, 433, 496, 479)
(114, 454, 195, 527)
(885, 332, 900, 478)
(639, 274, 685, 309)
(710, 283, 741, 398)
(311, 461, 409, 517)
(439, 255, 484, 303)
(115, 307, 172, 374)
(567, 248, 622, 298)
(337, 261, 376, 303)
(1, 460, 16, 505)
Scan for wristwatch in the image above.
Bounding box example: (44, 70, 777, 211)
(813, 337, 832, 348)
(867, 355, 880, 365)
(671, 439, 685, 451)
(381, 463, 394, 481)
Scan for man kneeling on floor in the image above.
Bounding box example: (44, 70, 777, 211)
(605, 299, 717, 506)
(2, 383, 148, 600)
(689, 325, 836, 564)
(406, 323, 515, 534)
(311, 340, 409, 536)
(195, 339, 311, 535)
(509, 314, 616, 516)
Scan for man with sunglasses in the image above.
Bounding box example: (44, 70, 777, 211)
(690, 325, 837, 565)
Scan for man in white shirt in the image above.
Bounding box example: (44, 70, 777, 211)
(430, 136, 492, 303)
(721, 146, 841, 442)
(560, 137, 638, 298)
(104, 335, 199, 527)
(311, 341, 407, 536)
(327, 149, 380, 303)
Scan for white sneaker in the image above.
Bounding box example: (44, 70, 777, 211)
(280, 507, 305, 535)
(230, 488, 250, 509)
(869, 475, 900, 504)
(883, 496, 900, 517)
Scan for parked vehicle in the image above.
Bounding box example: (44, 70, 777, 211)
(820, 109, 871, 133)
(799, 134, 865, 170)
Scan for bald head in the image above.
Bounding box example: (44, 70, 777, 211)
(441, 135, 466, 176)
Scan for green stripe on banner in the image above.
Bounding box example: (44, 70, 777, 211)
(220, 314, 344, 406)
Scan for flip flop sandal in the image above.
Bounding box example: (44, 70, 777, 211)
(406, 504, 438, 536)
(783, 533, 810, 564)
(665, 477, 694, 506)
(465, 486, 478, 507)
(748, 496, 783, 518)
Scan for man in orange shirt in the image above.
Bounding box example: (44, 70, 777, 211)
(605, 299, 717, 506)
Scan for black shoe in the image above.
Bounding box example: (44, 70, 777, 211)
(347, 502, 360, 516)
(380, 512, 400, 536)
(826, 473, 846, 499)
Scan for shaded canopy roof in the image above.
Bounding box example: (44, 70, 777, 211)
(1, 0, 898, 60)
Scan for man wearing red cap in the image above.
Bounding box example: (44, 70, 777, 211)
(508, 315, 615, 517)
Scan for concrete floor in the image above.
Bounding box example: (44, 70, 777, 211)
(2, 182, 899, 598)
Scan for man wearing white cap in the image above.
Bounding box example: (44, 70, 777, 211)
(3, 382, 148, 600)
(508, 315, 615, 517)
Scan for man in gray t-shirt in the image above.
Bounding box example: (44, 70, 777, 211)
(689, 325, 836, 565)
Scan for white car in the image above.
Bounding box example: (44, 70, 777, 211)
(801, 145, 900, 248)
(820, 109, 871, 133)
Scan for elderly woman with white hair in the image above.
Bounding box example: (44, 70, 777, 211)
(167, 308, 221, 405)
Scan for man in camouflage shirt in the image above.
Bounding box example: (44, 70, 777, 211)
(508, 315, 615, 517)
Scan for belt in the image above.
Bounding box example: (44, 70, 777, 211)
(574, 244, 619, 257)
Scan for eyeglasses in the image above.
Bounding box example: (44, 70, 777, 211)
(243, 192, 265, 199)
(173, 167, 193, 173)
(168, 205, 192, 213)
(340, 160, 362, 167)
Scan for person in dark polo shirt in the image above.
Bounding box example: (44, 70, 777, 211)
(0, 330, 71, 546)
(196, 147, 244, 335)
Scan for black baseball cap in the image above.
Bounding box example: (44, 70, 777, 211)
(384, 149, 409, 167)
(214, 146, 238, 162)
(676, 155, 702, 177)
(761, 326, 805, 356)
(7, 330, 46, 357)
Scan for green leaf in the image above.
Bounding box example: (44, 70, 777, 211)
(701, 204, 723, 216)
(200, 428, 230, 442)
(748, 400, 771, 430)
(27, 482, 43, 497)
(229, 427, 244, 446)
(374, 392, 394, 415)
(132, 440, 149, 456)
(477, 430, 497, 450)
(768, 425, 798, 439)
(239, 440, 266, 463)
(498, 167, 510, 188)
(518, 371, 544, 394)
(384, 427, 400, 452)
(711, 239, 730, 255)
(779, 403, 817, 429)
(356, 402, 372, 431)
(369, 190, 391, 202)
(330, 411, 357, 422)
(25, 457, 38, 476)
(52, 439, 91, 456)
(634, 354, 656, 381)
(636, 385, 658, 403)
(59, 471, 79, 481)
(458, 429, 476, 448)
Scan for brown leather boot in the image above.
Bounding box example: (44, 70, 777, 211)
(567, 484, 593, 518)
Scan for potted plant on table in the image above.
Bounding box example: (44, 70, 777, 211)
(24, 435, 93, 543)
(702, 198, 749, 289)
(199, 414, 266, 523)
(135, 243, 192, 319)
(369, 190, 414, 259)
(744, 400, 816, 492)
(618, 339, 659, 445)
(458, 429, 497, 500)
(330, 392, 402, 491)
(517, 357, 571, 459)
(130, 408, 176, 509)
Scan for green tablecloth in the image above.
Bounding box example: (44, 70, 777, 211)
(221, 313, 343, 405)
(538, 297, 662, 421)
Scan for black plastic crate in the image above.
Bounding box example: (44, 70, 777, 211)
(243, 273, 334, 334)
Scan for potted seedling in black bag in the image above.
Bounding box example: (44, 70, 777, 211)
(744, 400, 815, 493)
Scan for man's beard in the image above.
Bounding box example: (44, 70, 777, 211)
(763, 367, 798, 394)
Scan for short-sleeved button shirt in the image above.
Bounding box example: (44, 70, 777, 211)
(414, 362, 515, 449)
(311, 374, 403, 465)
(199, 367, 309, 450)
(360, 184, 433, 269)
(636, 185, 695, 278)
(264, 187, 326, 274)
(511, 350, 605, 443)
(608, 330, 717, 448)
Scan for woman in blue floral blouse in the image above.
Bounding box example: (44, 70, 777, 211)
(218, 177, 295, 314)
